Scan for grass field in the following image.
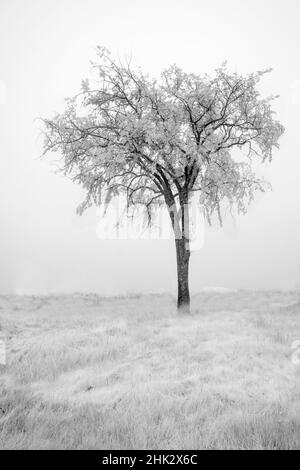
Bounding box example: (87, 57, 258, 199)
(0, 290, 299, 449)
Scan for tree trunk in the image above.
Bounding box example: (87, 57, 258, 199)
(175, 238, 191, 313)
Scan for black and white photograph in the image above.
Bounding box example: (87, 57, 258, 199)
(0, 0, 299, 453)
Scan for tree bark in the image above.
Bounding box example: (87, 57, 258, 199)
(175, 238, 191, 313)
(166, 192, 191, 313)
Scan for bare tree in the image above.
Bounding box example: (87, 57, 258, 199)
(43, 47, 284, 312)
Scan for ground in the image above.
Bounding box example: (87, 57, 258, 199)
(0, 290, 299, 450)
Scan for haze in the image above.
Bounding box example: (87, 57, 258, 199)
(1, 0, 300, 295)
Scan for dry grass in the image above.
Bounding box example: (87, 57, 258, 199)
(0, 290, 299, 449)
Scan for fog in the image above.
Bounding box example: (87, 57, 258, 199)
(1, 0, 300, 295)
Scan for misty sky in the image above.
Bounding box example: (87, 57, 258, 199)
(1, 0, 300, 295)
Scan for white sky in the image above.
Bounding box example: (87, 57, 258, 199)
(1, 0, 300, 294)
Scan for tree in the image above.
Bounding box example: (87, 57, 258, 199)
(43, 47, 284, 313)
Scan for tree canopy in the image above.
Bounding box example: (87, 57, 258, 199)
(43, 48, 284, 232)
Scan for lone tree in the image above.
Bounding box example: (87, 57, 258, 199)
(43, 47, 284, 312)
